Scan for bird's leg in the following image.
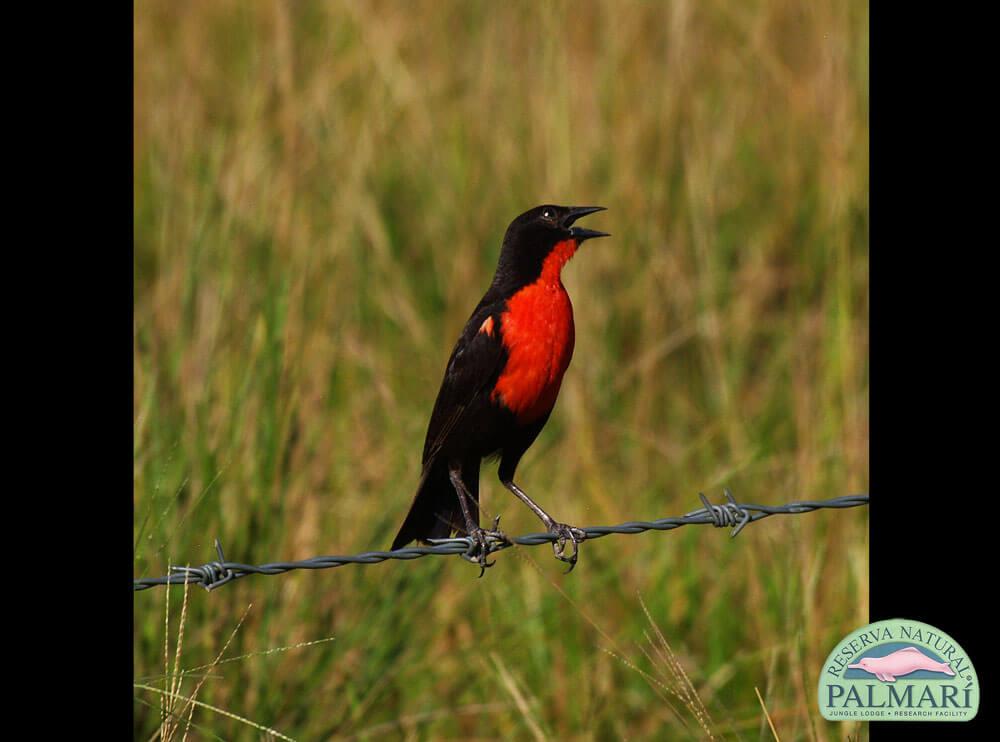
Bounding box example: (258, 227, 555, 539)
(449, 465, 506, 576)
(500, 478, 586, 572)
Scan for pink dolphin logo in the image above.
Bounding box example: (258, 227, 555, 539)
(848, 646, 955, 682)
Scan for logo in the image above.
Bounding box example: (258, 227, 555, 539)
(818, 618, 978, 721)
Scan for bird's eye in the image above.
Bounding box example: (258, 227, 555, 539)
(542, 208, 556, 221)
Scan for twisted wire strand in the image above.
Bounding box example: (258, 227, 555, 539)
(133, 492, 869, 592)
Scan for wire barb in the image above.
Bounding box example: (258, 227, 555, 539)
(690, 489, 751, 537)
(167, 538, 235, 592)
(133, 492, 869, 592)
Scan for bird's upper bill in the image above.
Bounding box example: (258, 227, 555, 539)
(562, 206, 610, 242)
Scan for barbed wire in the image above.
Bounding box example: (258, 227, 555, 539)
(133, 491, 869, 592)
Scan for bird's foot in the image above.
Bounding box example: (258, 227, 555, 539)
(546, 521, 587, 573)
(460, 516, 508, 577)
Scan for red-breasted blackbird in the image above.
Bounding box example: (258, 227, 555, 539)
(391, 205, 609, 572)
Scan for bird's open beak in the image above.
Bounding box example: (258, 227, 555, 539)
(563, 206, 610, 242)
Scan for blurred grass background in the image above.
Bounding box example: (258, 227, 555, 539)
(134, 0, 868, 739)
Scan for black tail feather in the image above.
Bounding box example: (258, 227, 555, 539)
(391, 460, 479, 550)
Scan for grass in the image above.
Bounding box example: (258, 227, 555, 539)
(134, 1, 868, 738)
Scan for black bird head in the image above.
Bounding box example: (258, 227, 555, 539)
(495, 205, 609, 287)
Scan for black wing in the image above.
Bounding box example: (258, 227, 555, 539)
(421, 296, 507, 468)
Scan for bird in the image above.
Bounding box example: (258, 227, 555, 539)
(391, 204, 609, 573)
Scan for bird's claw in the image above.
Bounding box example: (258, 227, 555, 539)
(461, 517, 508, 577)
(547, 522, 587, 573)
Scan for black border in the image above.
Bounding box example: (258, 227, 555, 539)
(870, 4, 988, 740)
(36, 2, 135, 736)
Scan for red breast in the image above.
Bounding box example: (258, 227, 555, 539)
(491, 239, 578, 423)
